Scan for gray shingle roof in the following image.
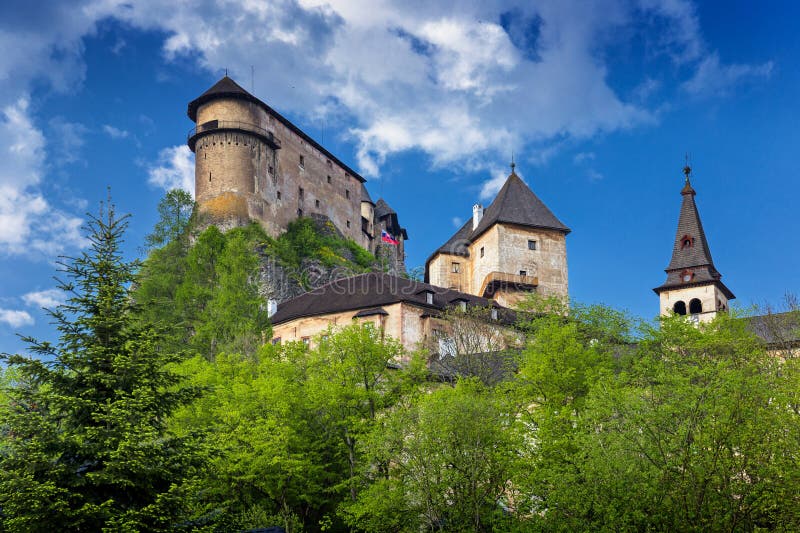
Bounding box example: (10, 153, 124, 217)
(746, 311, 800, 347)
(654, 175, 734, 298)
(270, 272, 507, 325)
(429, 171, 570, 261)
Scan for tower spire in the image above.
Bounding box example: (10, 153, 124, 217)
(510, 152, 516, 175)
(653, 162, 734, 319)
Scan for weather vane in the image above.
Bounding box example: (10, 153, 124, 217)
(683, 153, 692, 182)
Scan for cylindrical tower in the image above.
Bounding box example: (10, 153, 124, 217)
(187, 76, 281, 232)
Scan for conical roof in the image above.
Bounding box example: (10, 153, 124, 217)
(187, 76, 263, 121)
(654, 169, 734, 298)
(430, 170, 569, 259)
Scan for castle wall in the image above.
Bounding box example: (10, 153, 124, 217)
(193, 97, 366, 243)
(469, 226, 501, 295)
(496, 224, 568, 299)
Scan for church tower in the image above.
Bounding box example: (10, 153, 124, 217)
(653, 165, 734, 322)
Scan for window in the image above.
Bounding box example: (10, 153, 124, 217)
(299, 155, 305, 168)
(491, 308, 498, 320)
(458, 301, 467, 311)
(315, 199, 320, 208)
(271, 337, 281, 345)
(452, 262, 460, 273)
(689, 298, 702, 314)
(209, 171, 211, 182)
(327, 175, 332, 184)
(346, 220, 351, 228)
(528, 240, 537, 250)
(345, 189, 350, 199)
(520, 270, 527, 277)
(480, 247, 484, 258)
(673, 301, 687, 316)
(301, 336, 310, 346)
(277, 191, 281, 200)
(298, 187, 304, 200)
(298, 209, 303, 217)
(268, 165, 274, 176)
(681, 234, 694, 249)
(426, 292, 434, 305)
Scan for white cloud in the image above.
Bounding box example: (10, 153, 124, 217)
(587, 169, 604, 182)
(480, 166, 524, 201)
(103, 124, 129, 139)
(682, 53, 773, 96)
(574, 151, 596, 164)
(22, 288, 65, 309)
(451, 217, 463, 228)
(0, 308, 34, 328)
(147, 145, 195, 195)
(0, 99, 85, 257)
(50, 117, 88, 165)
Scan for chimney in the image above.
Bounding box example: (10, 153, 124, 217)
(472, 204, 484, 230)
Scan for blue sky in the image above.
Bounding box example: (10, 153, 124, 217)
(1, 0, 798, 354)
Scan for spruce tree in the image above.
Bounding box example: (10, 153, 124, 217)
(0, 202, 206, 531)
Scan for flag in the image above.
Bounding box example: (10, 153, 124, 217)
(381, 230, 400, 245)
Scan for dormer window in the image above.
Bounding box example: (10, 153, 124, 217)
(423, 291, 434, 305)
(681, 235, 694, 249)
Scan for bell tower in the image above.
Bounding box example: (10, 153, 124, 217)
(653, 164, 734, 322)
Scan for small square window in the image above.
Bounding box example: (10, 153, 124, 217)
(299, 155, 305, 168)
(452, 262, 460, 273)
(277, 191, 281, 200)
(520, 270, 527, 277)
(345, 189, 350, 199)
(528, 240, 537, 250)
(480, 247, 484, 258)
(315, 199, 320, 208)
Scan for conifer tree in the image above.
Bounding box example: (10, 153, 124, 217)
(0, 202, 206, 531)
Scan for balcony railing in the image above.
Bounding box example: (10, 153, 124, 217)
(187, 120, 281, 150)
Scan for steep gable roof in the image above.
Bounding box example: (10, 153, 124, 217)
(429, 170, 569, 261)
(270, 272, 505, 325)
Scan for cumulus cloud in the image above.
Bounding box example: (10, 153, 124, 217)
(147, 145, 195, 194)
(22, 288, 65, 309)
(103, 124, 129, 139)
(0, 99, 85, 257)
(0, 308, 34, 328)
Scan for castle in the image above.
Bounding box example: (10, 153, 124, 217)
(187, 76, 408, 272)
(187, 77, 795, 352)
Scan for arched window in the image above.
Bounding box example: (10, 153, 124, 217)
(689, 298, 702, 314)
(673, 301, 687, 315)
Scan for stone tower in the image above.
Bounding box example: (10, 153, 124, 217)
(425, 164, 570, 308)
(186, 75, 409, 265)
(188, 76, 281, 233)
(653, 165, 734, 322)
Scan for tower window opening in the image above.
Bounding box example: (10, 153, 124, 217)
(327, 175, 332, 184)
(208, 172, 211, 182)
(451, 262, 460, 273)
(299, 155, 305, 168)
(277, 191, 281, 200)
(528, 240, 537, 250)
(346, 220, 351, 228)
(480, 247, 484, 258)
(689, 298, 702, 314)
(345, 189, 350, 199)
(315, 199, 320, 208)
(298, 209, 303, 217)
(299, 187, 304, 200)
(681, 235, 694, 249)
(520, 270, 527, 277)
(673, 301, 687, 316)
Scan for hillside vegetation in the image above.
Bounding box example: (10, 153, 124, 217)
(1, 192, 799, 532)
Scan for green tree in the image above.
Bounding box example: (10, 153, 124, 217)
(0, 204, 206, 531)
(343, 379, 524, 532)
